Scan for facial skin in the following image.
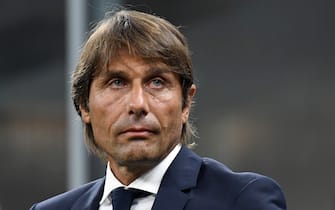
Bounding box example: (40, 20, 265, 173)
(80, 51, 196, 184)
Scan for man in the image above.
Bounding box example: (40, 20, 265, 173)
(31, 9, 286, 210)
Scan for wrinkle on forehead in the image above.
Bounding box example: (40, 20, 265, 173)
(102, 51, 172, 75)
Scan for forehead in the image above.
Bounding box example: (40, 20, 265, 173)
(100, 50, 175, 77)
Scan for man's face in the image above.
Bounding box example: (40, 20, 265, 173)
(81, 51, 195, 170)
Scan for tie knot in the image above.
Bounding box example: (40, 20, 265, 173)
(111, 187, 150, 210)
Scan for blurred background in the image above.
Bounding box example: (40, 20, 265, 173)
(0, 0, 334, 209)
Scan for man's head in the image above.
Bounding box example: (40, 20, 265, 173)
(72, 10, 196, 161)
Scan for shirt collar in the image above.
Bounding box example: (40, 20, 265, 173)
(99, 144, 182, 205)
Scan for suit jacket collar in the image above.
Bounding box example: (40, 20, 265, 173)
(68, 146, 201, 210)
(71, 177, 105, 210)
(152, 146, 202, 210)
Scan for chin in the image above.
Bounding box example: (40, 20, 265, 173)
(117, 154, 161, 169)
(111, 141, 168, 166)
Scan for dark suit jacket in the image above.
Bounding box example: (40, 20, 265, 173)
(30, 146, 287, 210)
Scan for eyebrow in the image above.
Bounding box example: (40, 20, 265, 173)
(103, 70, 128, 79)
(104, 66, 172, 77)
(97, 66, 176, 87)
(96, 70, 128, 87)
(145, 67, 172, 76)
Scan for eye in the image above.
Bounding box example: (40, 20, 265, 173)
(109, 78, 126, 88)
(149, 78, 165, 89)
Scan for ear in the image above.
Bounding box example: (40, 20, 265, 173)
(182, 84, 196, 123)
(80, 105, 91, 123)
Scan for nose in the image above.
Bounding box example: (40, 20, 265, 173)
(127, 84, 149, 117)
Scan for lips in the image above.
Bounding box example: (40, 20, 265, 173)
(119, 126, 158, 139)
(123, 127, 153, 133)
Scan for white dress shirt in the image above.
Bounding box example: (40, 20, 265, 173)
(99, 144, 181, 210)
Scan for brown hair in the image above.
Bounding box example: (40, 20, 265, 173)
(72, 9, 196, 160)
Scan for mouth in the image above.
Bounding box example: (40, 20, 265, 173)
(119, 127, 158, 139)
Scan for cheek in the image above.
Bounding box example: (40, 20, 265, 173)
(151, 91, 185, 127)
(88, 94, 123, 136)
(90, 89, 126, 117)
(156, 101, 184, 131)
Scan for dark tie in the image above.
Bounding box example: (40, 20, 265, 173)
(111, 187, 151, 210)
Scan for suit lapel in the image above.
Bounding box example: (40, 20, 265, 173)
(152, 146, 202, 210)
(68, 147, 202, 210)
(71, 177, 105, 210)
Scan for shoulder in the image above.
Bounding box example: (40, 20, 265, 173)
(230, 173, 287, 210)
(196, 157, 287, 209)
(30, 178, 105, 210)
(200, 157, 265, 188)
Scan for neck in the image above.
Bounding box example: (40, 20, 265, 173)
(108, 160, 158, 185)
